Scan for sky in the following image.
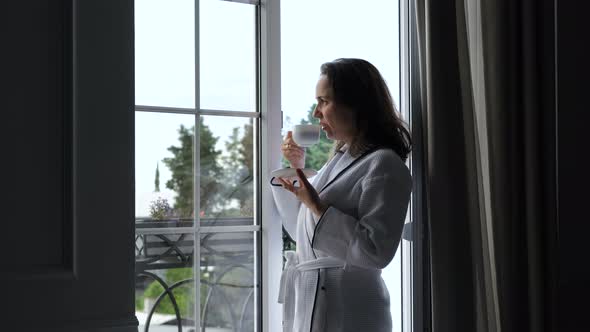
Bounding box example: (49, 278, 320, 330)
(135, 0, 401, 329)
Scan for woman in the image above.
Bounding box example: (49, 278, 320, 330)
(271, 58, 412, 332)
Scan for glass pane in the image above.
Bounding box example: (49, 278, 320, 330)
(135, 0, 195, 108)
(135, 232, 195, 330)
(383, 243, 402, 328)
(281, 1, 402, 330)
(136, 112, 195, 221)
(201, 232, 256, 331)
(200, 0, 256, 111)
(200, 116, 255, 224)
(280, 0, 401, 133)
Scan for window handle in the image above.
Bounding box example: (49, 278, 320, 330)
(402, 222, 413, 241)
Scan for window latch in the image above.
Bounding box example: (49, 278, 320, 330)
(402, 222, 413, 241)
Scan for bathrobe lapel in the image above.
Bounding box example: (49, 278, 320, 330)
(304, 147, 379, 254)
(303, 153, 341, 252)
(318, 147, 378, 194)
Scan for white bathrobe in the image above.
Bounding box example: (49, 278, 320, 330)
(271, 146, 412, 332)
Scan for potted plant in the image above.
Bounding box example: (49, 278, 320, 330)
(149, 197, 173, 221)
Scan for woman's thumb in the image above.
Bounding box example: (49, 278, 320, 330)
(296, 168, 309, 187)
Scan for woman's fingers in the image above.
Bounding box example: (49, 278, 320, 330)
(281, 130, 305, 168)
(279, 170, 310, 192)
(281, 141, 303, 152)
(277, 177, 296, 193)
(282, 131, 294, 146)
(279, 172, 323, 216)
(281, 147, 305, 159)
(281, 148, 303, 163)
(281, 143, 303, 152)
(295, 168, 311, 188)
(281, 131, 305, 166)
(282, 131, 303, 150)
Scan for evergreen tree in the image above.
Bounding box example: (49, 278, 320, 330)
(154, 163, 160, 192)
(222, 119, 254, 216)
(162, 121, 223, 218)
(299, 103, 333, 170)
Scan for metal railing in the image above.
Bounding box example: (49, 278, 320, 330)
(135, 217, 256, 332)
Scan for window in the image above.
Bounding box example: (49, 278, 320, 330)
(134, 1, 419, 331)
(280, 1, 410, 331)
(134, 0, 264, 330)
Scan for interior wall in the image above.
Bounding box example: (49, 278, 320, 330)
(0, 1, 137, 331)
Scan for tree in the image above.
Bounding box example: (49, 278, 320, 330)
(162, 121, 223, 218)
(222, 119, 254, 217)
(299, 103, 333, 170)
(154, 162, 160, 192)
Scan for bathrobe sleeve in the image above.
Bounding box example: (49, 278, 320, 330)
(270, 178, 301, 239)
(312, 171, 412, 269)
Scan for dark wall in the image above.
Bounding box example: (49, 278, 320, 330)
(0, 1, 136, 331)
(556, 1, 590, 330)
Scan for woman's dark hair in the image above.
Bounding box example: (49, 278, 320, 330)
(320, 58, 412, 161)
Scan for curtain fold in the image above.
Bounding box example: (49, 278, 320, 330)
(413, 0, 479, 331)
(480, 0, 556, 330)
(412, 0, 556, 331)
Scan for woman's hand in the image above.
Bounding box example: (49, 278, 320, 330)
(278, 168, 328, 218)
(281, 131, 305, 169)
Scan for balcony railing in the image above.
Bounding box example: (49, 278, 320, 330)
(135, 217, 256, 332)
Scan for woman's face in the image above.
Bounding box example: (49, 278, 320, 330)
(313, 75, 356, 143)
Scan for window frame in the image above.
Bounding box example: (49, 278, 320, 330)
(400, 0, 430, 331)
(134, 0, 425, 330)
(258, 0, 283, 330)
(134, 0, 271, 330)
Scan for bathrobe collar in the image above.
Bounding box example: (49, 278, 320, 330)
(318, 145, 379, 194)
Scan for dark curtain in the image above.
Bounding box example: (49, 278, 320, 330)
(411, 0, 557, 331)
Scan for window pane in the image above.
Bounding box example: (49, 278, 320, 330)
(200, 0, 256, 111)
(281, 0, 400, 130)
(281, 1, 401, 330)
(135, 0, 195, 108)
(136, 112, 195, 220)
(135, 232, 195, 330)
(200, 115, 255, 222)
(201, 231, 256, 331)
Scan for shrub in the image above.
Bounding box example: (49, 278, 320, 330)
(149, 197, 173, 220)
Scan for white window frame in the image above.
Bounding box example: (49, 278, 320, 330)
(400, 0, 428, 331)
(259, 0, 283, 331)
(135, 0, 280, 331)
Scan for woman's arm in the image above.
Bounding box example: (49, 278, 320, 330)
(270, 178, 302, 239)
(272, 130, 308, 238)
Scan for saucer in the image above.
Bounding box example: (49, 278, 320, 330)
(270, 167, 317, 179)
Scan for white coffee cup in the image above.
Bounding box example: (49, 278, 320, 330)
(293, 124, 321, 147)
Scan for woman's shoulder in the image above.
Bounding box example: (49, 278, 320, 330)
(364, 147, 405, 166)
(360, 147, 410, 181)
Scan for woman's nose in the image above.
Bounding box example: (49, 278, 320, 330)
(312, 104, 321, 118)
